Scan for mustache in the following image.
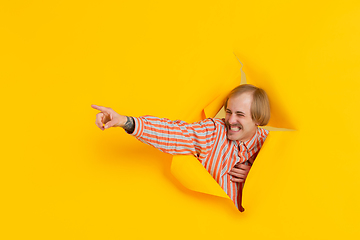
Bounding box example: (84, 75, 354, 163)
(225, 123, 243, 128)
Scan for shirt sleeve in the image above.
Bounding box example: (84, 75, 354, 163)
(129, 115, 218, 158)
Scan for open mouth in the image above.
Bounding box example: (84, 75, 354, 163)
(228, 125, 242, 132)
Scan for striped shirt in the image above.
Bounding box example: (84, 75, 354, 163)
(130, 116, 268, 209)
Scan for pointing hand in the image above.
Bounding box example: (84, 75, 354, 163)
(91, 105, 127, 130)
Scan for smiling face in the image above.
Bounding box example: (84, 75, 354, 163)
(225, 93, 259, 142)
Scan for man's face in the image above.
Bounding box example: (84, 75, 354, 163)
(225, 93, 258, 142)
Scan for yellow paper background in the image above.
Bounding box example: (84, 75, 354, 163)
(1, 0, 360, 239)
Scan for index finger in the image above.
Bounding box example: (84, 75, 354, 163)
(91, 104, 109, 113)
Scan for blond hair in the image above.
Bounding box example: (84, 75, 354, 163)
(224, 84, 270, 126)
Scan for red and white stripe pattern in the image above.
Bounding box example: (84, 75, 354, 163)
(131, 116, 268, 209)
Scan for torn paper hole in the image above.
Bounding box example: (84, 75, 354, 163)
(169, 55, 294, 211)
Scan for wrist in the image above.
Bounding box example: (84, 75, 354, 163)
(122, 116, 135, 133)
(117, 115, 128, 127)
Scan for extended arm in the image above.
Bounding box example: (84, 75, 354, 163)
(91, 104, 217, 158)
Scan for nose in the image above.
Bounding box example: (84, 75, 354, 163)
(228, 114, 237, 125)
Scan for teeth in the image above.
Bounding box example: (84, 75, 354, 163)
(230, 126, 241, 131)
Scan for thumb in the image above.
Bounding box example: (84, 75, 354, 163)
(104, 119, 118, 129)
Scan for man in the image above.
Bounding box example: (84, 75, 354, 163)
(92, 84, 270, 211)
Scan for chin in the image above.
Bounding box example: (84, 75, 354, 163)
(227, 134, 241, 141)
